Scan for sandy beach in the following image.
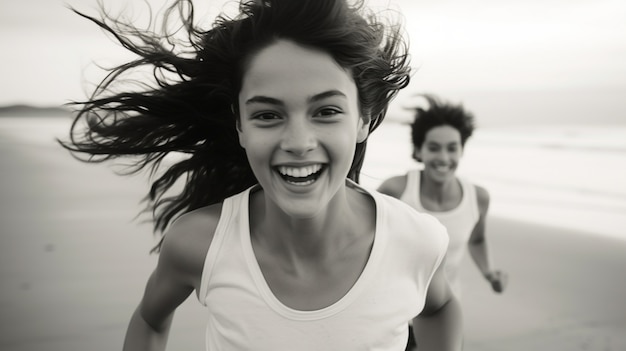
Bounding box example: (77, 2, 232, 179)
(1, 117, 625, 351)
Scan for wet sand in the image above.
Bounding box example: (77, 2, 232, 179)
(1, 118, 625, 350)
(460, 216, 626, 350)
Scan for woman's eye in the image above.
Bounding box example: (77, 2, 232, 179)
(448, 145, 459, 153)
(315, 108, 342, 118)
(253, 112, 280, 121)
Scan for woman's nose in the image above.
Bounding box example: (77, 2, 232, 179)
(436, 150, 451, 163)
(280, 119, 317, 155)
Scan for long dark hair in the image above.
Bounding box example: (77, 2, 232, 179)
(59, 0, 410, 250)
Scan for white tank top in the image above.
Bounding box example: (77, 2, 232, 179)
(400, 170, 479, 296)
(197, 182, 449, 350)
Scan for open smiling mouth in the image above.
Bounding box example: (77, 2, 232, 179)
(276, 164, 325, 186)
(434, 165, 450, 172)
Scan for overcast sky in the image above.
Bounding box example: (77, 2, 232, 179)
(1, 0, 625, 124)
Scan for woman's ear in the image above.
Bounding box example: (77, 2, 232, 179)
(236, 124, 245, 149)
(233, 104, 246, 148)
(357, 115, 371, 143)
(235, 120, 249, 150)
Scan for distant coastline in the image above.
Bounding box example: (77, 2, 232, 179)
(0, 104, 70, 117)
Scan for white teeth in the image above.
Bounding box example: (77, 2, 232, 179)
(278, 164, 322, 178)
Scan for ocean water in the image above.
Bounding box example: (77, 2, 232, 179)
(2, 116, 625, 240)
(362, 121, 626, 240)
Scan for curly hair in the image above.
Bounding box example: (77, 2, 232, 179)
(410, 94, 475, 159)
(59, 0, 411, 251)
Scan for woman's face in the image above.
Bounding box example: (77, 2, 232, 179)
(237, 39, 369, 218)
(415, 125, 463, 184)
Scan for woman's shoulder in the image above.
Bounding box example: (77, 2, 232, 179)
(164, 203, 224, 254)
(471, 184, 490, 214)
(377, 174, 408, 199)
(459, 179, 489, 210)
(473, 184, 489, 201)
(157, 203, 225, 283)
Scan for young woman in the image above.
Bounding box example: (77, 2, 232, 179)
(60, 1, 462, 350)
(378, 94, 507, 349)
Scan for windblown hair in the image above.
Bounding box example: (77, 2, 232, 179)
(59, 0, 410, 251)
(410, 94, 475, 159)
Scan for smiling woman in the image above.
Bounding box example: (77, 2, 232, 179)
(55, 0, 467, 350)
(237, 40, 368, 218)
(378, 94, 507, 350)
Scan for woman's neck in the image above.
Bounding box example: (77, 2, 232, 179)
(250, 185, 375, 263)
(420, 172, 461, 206)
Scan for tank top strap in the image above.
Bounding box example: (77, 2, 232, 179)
(459, 178, 480, 224)
(197, 188, 247, 306)
(408, 169, 420, 192)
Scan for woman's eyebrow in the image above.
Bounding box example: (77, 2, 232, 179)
(245, 90, 347, 106)
(308, 90, 347, 103)
(245, 96, 284, 106)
